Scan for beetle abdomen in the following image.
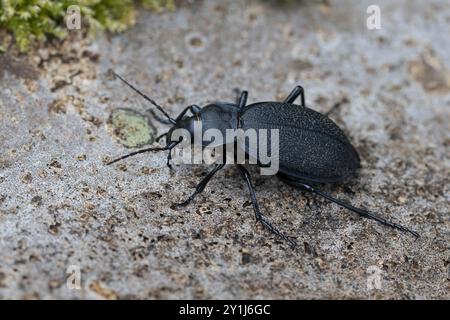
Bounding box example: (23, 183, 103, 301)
(240, 102, 360, 182)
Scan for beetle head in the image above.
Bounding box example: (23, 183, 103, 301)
(166, 115, 198, 146)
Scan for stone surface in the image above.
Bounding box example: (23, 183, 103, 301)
(0, 0, 449, 299)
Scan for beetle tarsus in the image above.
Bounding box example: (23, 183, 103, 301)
(173, 199, 191, 208)
(238, 165, 297, 248)
(257, 216, 297, 248)
(173, 163, 226, 208)
(298, 182, 419, 238)
(166, 153, 173, 170)
(284, 85, 305, 107)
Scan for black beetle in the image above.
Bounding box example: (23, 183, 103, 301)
(108, 72, 419, 247)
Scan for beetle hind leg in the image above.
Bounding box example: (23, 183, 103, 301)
(286, 180, 419, 238)
(237, 165, 297, 248)
(283, 85, 305, 106)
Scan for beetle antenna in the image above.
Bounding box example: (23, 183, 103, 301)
(113, 72, 176, 125)
(155, 131, 169, 142)
(107, 141, 180, 165)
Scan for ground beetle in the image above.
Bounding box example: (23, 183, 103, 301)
(108, 72, 419, 247)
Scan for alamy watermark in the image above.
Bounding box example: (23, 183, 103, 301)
(366, 5, 381, 30)
(66, 264, 81, 290)
(169, 122, 280, 175)
(66, 5, 81, 30)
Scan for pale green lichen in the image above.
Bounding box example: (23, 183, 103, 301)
(109, 108, 155, 148)
(0, 0, 175, 52)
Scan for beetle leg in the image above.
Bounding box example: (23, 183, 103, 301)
(148, 104, 200, 125)
(166, 149, 173, 170)
(233, 89, 248, 109)
(288, 181, 419, 238)
(173, 163, 226, 208)
(238, 91, 248, 109)
(283, 85, 305, 107)
(174, 105, 201, 123)
(237, 165, 297, 248)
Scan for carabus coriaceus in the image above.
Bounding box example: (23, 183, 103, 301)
(108, 72, 419, 247)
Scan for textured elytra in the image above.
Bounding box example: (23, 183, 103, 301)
(240, 102, 360, 182)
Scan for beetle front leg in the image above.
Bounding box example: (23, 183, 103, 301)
(172, 163, 225, 208)
(237, 165, 297, 248)
(174, 105, 201, 122)
(283, 85, 305, 106)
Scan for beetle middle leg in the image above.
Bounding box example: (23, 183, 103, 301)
(281, 178, 419, 238)
(166, 148, 174, 169)
(283, 85, 305, 106)
(238, 91, 248, 109)
(237, 165, 297, 247)
(173, 163, 226, 207)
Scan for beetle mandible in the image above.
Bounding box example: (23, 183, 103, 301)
(107, 72, 419, 247)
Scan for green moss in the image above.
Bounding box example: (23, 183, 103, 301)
(141, 0, 175, 11)
(0, 0, 175, 52)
